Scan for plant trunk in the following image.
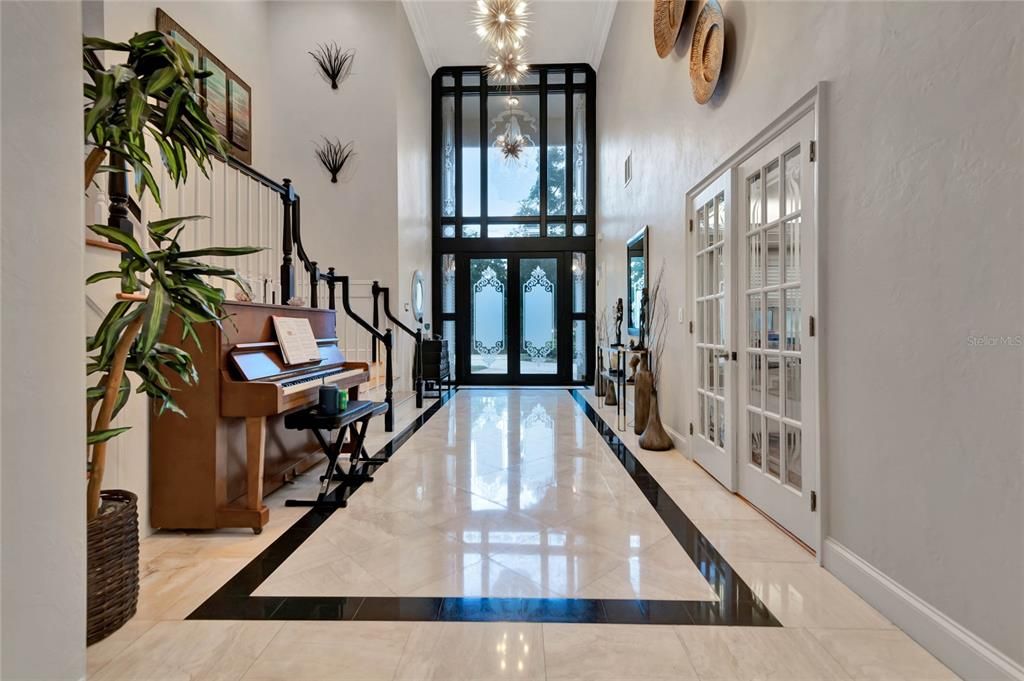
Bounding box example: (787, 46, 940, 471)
(84, 147, 107, 191)
(87, 314, 144, 520)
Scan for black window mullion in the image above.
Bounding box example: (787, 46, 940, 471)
(565, 73, 574, 226)
(539, 70, 548, 237)
(454, 76, 463, 238)
(479, 68, 488, 238)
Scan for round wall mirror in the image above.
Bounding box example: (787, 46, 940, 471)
(411, 270, 425, 323)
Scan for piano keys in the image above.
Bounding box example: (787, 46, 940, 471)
(150, 301, 369, 533)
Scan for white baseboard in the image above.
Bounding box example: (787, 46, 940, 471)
(823, 539, 1024, 681)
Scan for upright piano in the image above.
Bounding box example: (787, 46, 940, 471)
(150, 302, 369, 532)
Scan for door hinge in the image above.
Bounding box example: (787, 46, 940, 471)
(689, 422, 694, 435)
(689, 320, 694, 333)
(809, 315, 816, 337)
(689, 219, 694, 233)
(808, 140, 817, 162)
(810, 490, 817, 512)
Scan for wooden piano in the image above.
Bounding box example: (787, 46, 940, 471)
(150, 301, 369, 532)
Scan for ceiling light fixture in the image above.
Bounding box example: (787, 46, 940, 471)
(473, 0, 529, 51)
(486, 45, 530, 84)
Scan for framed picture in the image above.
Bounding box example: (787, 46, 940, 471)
(202, 57, 229, 138)
(228, 79, 251, 151)
(156, 9, 253, 164)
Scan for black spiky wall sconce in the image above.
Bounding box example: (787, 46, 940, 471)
(309, 42, 355, 90)
(315, 138, 355, 183)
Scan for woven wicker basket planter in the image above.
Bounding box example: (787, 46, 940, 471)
(87, 489, 139, 646)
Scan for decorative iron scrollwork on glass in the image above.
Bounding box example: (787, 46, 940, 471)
(572, 93, 586, 215)
(523, 265, 554, 293)
(441, 96, 456, 217)
(523, 339, 555, 358)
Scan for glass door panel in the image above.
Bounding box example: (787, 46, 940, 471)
(471, 258, 508, 375)
(520, 258, 558, 375)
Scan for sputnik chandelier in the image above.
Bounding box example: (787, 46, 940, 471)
(492, 95, 536, 162)
(472, 0, 531, 85)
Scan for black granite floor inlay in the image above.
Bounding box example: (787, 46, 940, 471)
(186, 387, 780, 626)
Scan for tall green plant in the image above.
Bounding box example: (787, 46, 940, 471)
(83, 30, 224, 200)
(84, 32, 260, 520)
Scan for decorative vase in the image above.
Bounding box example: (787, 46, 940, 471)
(628, 354, 640, 384)
(639, 391, 673, 450)
(634, 355, 652, 435)
(87, 489, 139, 646)
(594, 350, 606, 397)
(604, 379, 618, 406)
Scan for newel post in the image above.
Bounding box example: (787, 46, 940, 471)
(280, 178, 296, 304)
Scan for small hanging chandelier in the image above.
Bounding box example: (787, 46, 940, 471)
(473, 0, 529, 51)
(492, 95, 535, 162)
(486, 44, 530, 85)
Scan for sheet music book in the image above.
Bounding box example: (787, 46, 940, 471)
(272, 316, 321, 365)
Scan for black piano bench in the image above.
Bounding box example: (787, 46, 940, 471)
(282, 400, 390, 509)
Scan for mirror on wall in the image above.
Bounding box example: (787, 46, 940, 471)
(626, 226, 649, 336)
(411, 270, 425, 323)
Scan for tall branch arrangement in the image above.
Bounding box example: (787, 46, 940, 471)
(646, 262, 669, 391)
(309, 42, 355, 90)
(315, 137, 356, 183)
(83, 33, 261, 520)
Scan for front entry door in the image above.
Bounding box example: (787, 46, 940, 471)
(737, 111, 818, 550)
(461, 253, 568, 384)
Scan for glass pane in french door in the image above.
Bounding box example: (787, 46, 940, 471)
(695, 188, 728, 457)
(520, 257, 558, 374)
(744, 143, 804, 490)
(471, 258, 508, 375)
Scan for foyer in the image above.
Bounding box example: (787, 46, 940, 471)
(1, 1, 1021, 680)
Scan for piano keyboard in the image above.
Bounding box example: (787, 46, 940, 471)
(281, 367, 365, 395)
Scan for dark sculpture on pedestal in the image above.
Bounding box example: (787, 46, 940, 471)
(613, 298, 624, 347)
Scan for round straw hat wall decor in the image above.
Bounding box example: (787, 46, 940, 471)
(653, 0, 687, 59)
(689, 0, 725, 104)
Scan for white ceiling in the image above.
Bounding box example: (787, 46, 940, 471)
(402, 0, 618, 75)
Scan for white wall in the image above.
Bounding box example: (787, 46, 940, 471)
(1, 1, 87, 678)
(266, 0, 430, 380)
(596, 0, 1023, 673)
(397, 2, 433, 335)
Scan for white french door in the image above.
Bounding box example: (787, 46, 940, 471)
(691, 172, 735, 490)
(737, 112, 818, 550)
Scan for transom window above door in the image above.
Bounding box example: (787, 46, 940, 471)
(434, 65, 594, 240)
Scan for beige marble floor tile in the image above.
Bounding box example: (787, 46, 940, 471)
(677, 626, 852, 680)
(87, 618, 157, 676)
(348, 528, 486, 594)
(697, 519, 816, 564)
(488, 541, 623, 597)
(554, 503, 671, 555)
(544, 623, 699, 680)
(733, 562, 894, 629)
(135, 556, 249, 620)
(406, 556, 561, 597)
(672, 489, 764, 521)
(90, 620, 282, 681)
(433, 506, 549, 546)
(809, 628, 961, 680)
(242, 621, 414, 681)
(253, 551, 394, 597)
(374, 483, 508, 527)
(394, 622, 545, 680)
(511, 484, 604, 526)
(575, 536, 718, 601)
(319, 505, 433, 556)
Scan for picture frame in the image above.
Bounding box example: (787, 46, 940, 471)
(156, 9, 253, 164)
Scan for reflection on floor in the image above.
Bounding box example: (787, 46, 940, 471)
(87, 387, 961, 681)
(255, 389, 715, 600)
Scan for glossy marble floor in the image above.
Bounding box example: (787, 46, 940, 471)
(88, 387, 961, 680)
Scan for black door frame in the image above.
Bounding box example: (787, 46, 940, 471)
(430, 64, 597, 387)
(458, 251, 574, 385)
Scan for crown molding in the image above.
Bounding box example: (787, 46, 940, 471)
(588, 0, 618, 69)
(401, 1, 440, 77)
